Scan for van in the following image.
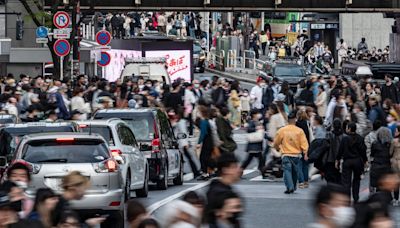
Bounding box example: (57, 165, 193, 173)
(121, 57, 171, 85)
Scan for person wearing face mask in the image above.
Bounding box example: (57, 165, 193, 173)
(309, 184, 355, 228)
(380, 74, 399, 105)
(206, 191, 243, 228)
(240, 89, 250, 126)
(250, 76, 266, 113)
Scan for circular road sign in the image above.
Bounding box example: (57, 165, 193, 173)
(36, 26, 48, 38)
(96, 30, 112, 46)
(54, 39, 71, 57)
(97, 52, 111, 66)
(53, 11, 70, 29)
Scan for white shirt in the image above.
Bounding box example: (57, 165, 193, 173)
(250, 85, 263, 109)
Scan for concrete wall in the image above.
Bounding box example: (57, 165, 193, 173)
(340, 13, 393, 50)
(6, 63, 43, 76)
(0, 5, 5, 37)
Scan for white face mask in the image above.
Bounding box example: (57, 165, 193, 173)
(139, 85, 144, 89)
(330, 206, 355, 227)
(259, 82, 266, 87)
(14, 181, 28, 190)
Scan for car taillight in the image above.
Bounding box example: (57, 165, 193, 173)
(56, 138, 75, 142)
(93, 159, 118, 173)
(110, 149, 122, 157)
(152, 138, 160, 153)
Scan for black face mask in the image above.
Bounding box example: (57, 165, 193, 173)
(10, 200, 22, 212)
(227, 212, 241, 224)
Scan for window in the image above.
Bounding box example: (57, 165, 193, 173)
(119, 126, 137, 146)
(81, 126, 115, 146)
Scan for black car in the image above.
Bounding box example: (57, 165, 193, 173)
(264, 61, 307, 89)
(93, 108, 185, 190)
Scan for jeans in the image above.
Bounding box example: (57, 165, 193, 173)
(298, 157, 309, 183)
(282, 156, 300, 191)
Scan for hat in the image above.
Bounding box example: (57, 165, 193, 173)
(274, 93, 286, 102)
(256, 76, 266, 83)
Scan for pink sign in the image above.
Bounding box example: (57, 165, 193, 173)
(145, 50, 191, 82)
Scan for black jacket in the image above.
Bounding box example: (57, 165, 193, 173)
(381, 83, 399, 104)
(337, 133, 367, 162)
(262, 86, 274, 110)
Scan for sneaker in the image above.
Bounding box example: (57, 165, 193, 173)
(298, 183, 305, 189)
(197, 174, 209, 181)
(284, 189, 294, 194)
(304, 182, 309, 188)
(393, 200, 399, 207)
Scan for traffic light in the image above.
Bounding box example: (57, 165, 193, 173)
(16, 19, 24, 40)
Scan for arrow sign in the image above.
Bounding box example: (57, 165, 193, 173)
(96, 30, 112, 46)
(97, 52, 111, 66)
(54, 39, 71, 57)
(53, 11, 70, 29)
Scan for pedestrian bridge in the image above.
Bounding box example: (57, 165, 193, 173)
(44, 0, 400, 12)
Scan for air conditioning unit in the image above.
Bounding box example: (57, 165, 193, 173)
(204, 0, 210, 5)
(346, 0, 352, 5)
(135, 0, 141, 5)
(275, 0, 282, 5)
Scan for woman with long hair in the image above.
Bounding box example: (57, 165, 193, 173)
(29, 188, 59, 228)
(390, 125, 400, 206)
(196, 106, 214, 180)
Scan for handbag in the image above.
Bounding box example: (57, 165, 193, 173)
(247, 129, 264, 143)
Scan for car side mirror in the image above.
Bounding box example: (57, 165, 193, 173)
(177, 133, 187, 139)
(140, 143, 151, 151)
(0, 156, 7, 168)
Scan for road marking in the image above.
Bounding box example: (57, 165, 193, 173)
(147, 169, 257, 214)
(249, 175, 283, 182)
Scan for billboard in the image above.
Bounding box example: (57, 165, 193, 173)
(104, 49, 141, 81)
(145, 50, 192, 82)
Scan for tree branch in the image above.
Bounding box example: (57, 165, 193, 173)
(19, 0, 42, 27)
(33, 0, 44, 11)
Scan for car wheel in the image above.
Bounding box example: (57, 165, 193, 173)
(173, 160, 184, 185)
(124, 172, 131, 202)
(136, 166, 149, 197)
(157, 164, 168, 190)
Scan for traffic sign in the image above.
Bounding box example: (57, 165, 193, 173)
(36, 26, 48, 38)
(53, 11, 70, 29)
(54, 28, 71, 39)
(97, 52, 111, 66)
(96, 30, 112, 46)
(36, 38, 48, 44)
(54, 39, 71, 57)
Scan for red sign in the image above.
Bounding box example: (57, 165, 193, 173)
(96, 31, 112, 46)
(97, 52, 111, 66)
(54, 39, 71, 57)
(53, 11, 70, 29)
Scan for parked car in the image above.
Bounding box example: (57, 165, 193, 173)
(3, 133, 124, 227)
(0, 122, 80, 167)
(78, 119, 149, 199)
(93, 108, 185, 190)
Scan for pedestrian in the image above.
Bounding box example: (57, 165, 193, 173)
(240, 89, 251, 126)
(55, 211, 81, 228)
(169, 109, 200, 178)
(184, 83, 196, 136)
(324, 90, 348, 129)
(296, 109, 313, 188)
(336, 122, 367, 202)
(260, 31, 269, 56)
(28, 188, 59, 228)
(381, 74, 399, 104)
(126, 200, 149, 228)
(205, 191, 243, 228)
(160, 200, 200, 228)
(138, 218, 160, 228)
(241, 110, 265, 177)
(357, 37, 368, 54)
(70, 87, 91, 120)
(250, 76, 265, 112)
(228, 81, 241, 128)
(196, 106, 214, 180)
(309, 184, 355, 228)
(368, 95, 386, 124)
(273, 111, 309, 194)
(216, 107, 237, 154)
(314, 85, 327, 118)
(204, 153, 242, 226)
(370, 127, 393, 193)
(365, 120, 382, 167)
(266, 103, 287, 141)
(336, 38, 348, 68)
(352, 102, 369, 137)
(322, 119, 343, 184)
(390, 125, 400, 206)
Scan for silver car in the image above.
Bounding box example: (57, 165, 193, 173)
(78, 119, 149, 199)
(12, 133, 124, 213)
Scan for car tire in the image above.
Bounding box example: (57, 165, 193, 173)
(173, 159, 184, 185)
(136, 166, 149, 198)
(157, 164, 168, 190)
(124, 172, 131, 202)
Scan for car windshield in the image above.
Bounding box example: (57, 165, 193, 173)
(0, 118, 15, 124)
(23, 139, 109, 163)
(80, 126, 115, 146)
(94, 113, 155, 141)
(274, 66, 305, 77)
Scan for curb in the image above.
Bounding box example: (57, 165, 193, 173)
(205, 68, 257, 84)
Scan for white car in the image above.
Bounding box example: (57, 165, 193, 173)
(78, 119, 149, 200)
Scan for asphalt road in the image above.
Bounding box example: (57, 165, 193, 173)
(132, 73, 400, 228)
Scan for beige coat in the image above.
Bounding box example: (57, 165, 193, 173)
(267, 113, 287, 139)
(315, 91, 327, 117)
(390, 138, 400, 174)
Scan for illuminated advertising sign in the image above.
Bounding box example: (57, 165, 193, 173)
(145, 50, 191, 82)
(105, 49, 141, 81)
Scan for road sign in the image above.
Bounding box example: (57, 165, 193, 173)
(97, 52, 111, 66)
(53, 11, 70, 29)
(36, 38, 48, 44)
(54, 28, 71, 39)
(96, 30, 112, 46)
(54, 39, 71, 57)
(36, 26, 48, 38)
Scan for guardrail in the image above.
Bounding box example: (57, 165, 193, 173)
(243, 50, 256, 70)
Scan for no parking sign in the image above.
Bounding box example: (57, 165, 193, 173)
(54, 39, 71, 57)
(97, 52, 111, 66)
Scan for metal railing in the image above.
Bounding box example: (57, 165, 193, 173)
(244, 50, 256, 70)
(81, 23, 96, 41)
